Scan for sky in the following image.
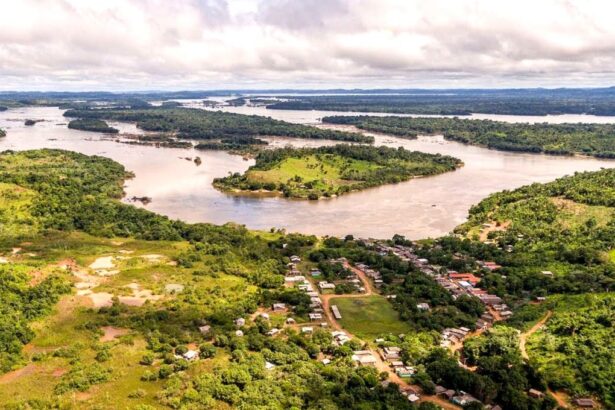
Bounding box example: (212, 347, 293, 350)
(2, 0, 615, 91)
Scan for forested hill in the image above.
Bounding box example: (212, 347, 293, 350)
(323, 115, 615, 158)
(63, 107, 373, 143)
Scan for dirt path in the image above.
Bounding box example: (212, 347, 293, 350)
(479, 221, 511, 241)
(314, 263, 461, 409)
(519, 310, 552, 360)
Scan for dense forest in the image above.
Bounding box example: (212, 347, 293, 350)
(323, 115, 615, 157)
(266, 90, 615, 116)
(67, 119, 119, 134)
(213, 144, 461, 199)
(63, 107, 372, 143)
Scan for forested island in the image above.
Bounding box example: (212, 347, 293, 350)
(265, 89, 615, 116)
(68, 118, 119, 134)
(63, 107, 372, 145)
(324, 115, 615, 158)
(213, 144, 462, 199)
(0, 128, 5, 137)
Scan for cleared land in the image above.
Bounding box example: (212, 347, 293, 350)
(330, 295, 413, 340)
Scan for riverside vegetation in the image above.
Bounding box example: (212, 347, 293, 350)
(213, 144, 462, 199)
(63, 107, 372, 146)
(67, 119, 119, 134)
(324, 116, 615, 158)
(0, 149, 429, 409)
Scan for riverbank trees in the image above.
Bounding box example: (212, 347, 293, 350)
(213, 144, 462, 199)
(323, 116, 615, 158)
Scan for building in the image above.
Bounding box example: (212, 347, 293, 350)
(331, 305, 342, 320)
(234, 318, 245, 327)
(381, 346, 401, 360)
(395, 366, 415, 377)
(301, 326, 313, 334)
(452, 393, 479, 406)
(416, 302, 430, 311)
(573, 398, 596, 408)
(352, 350, 377, 366)
(309, 313, 323, 321)
(183, 350, 199, 361)
(272, 303, 286, 311)
(319, 281, 336, 290)
(267, 328, 280, 336)
(198, 325, 211, 335)
(528, 389, 544, 399)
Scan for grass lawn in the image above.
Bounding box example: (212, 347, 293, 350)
(331, 296, 413, 340)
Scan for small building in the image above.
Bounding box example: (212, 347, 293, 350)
(407, 394, 420, 403)
(260, 313, 270, 320)
(285, 317, 296, 325)
(396, 366, 415, 377)
(573, 398, 596, 408)
(235, 330, 244, 337)
(416, 302, 430, 311)
(309, 313, 323, 321)
(272, 303, 286, 311)
(183, 350, 199, 361)
(541, 270, 554, 277)
(302, 326, 314, 334)
(198, 325, 211, 335)
(265, 361, 276, 370)
(267, 328, 280, 336)
(382, 346, 401, 360)
(319, 281, 336, 290)
(390, 360, 404, 368)
(331, 305, 342, 320)
(352, 350, 377, 366)
(528, 389, 544, 399)
(235, 318, 246, 327)
(290, 255, 301, 263)
(321, 358, 331, 365)
(452, 393, 479, 406)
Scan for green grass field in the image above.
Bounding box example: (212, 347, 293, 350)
(247, 154, 379, 194)
(331, 296, 413, 340)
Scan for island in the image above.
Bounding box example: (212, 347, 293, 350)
(67, 118, 119, 134)
(213, 144, 462, 199)
(0, 128, 5, 137)
(63, 107, 373, 147)
(323, 115, 615, 158)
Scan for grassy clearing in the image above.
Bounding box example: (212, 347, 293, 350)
(331, 296, 413, 340)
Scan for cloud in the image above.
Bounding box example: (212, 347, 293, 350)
(1, 0, 615, 90)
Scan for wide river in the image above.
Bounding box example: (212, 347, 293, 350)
(1, 104, 614, 239)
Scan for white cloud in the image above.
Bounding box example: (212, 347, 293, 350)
(1, 0, 615, 90)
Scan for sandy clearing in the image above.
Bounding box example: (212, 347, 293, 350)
(100, 326, 129, 342)
(0, 257, 9, 264)
(0, 364, 38, 384)
(141, 254, 165, 261)
(89, 256, 116, 270)
(88, 292, 114, 308)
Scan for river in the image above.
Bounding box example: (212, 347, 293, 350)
(0, 104, 613, 239)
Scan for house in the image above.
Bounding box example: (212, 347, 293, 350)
(331, 305, 342, 320)
(234, 318, 246, 327)
(272, 303, 286, 311)
(198, 325, 211, 335)
(290, 255, 301, 263)
(309, 313, 323, 321)
(265, 361, 276, 370)
(382, 346, 401, 360)
(541, 270, 554, 276)
(395, 366, 415, 377)
(310, 269, 322, 277)
(352, 350, 377, 366)
(573, 398, 596, 408)
(286, 317, 296, 324)
(260, 313, 270, 320)
(439, 389, 456, 400)
(321, 358, 331, 365)
(267, 328, 280, 336)
(452, 393, 479, 406)
(528, 389, 544, 399)
(417, 303, 430, 311)
(319, 281, 336, 290)
(320, 322, 328, 327)
(407, 394, 420, 403)
(235, 330, 244, 337)
(285, 275, 306, 283)
(183, 350, 199, 361)
(332, 331, 351, 345)
(390, 360, 404, 368)
(301, 326, 313, 334)
(434, 386, 447, 395)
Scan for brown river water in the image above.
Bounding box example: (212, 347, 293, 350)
(1, 104, 614, 239)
